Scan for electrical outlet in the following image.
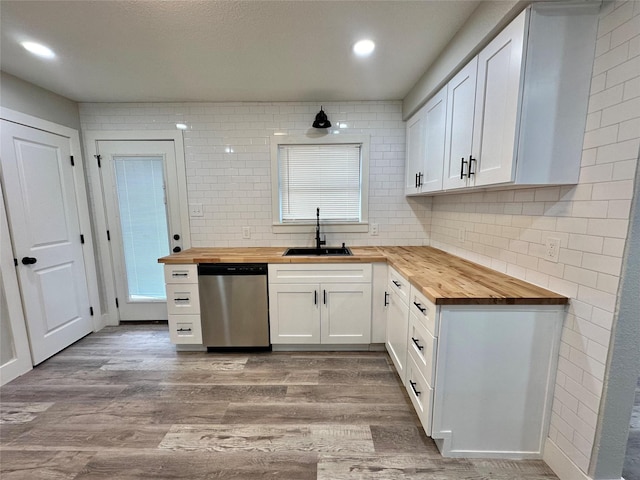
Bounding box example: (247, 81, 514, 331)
(189, 203, 203, 217)
(242, 226, 251, 239)
(545, 237, 561, 263)
(458, 227, 465, 242)
(371, 223, 379, 236)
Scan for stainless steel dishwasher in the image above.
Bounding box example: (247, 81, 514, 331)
(198, 263, 270, 349)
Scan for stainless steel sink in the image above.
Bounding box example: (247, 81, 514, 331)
(283, 247, 352, 256)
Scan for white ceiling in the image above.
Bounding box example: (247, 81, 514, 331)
(0, 0, 481, 103)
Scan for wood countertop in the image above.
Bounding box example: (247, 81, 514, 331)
(159, 246, 567, 306)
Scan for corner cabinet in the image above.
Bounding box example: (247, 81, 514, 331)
(408, 3, 599, 195)
(405, 87, 447, 195)
(268, 264, 372, 345)
(385, 268, 564, 459)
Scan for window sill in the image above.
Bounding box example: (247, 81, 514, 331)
(272, 222, 369, 234)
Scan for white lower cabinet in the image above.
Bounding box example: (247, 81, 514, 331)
(268, 284, 320, 344)
(406, 354, 434, 437)
(385, 270, 563, 459)
(385, 289, 409, 383)
(164, 264, 203, 344)
(268, 264, 372, 345)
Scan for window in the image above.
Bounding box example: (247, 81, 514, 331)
(271, 135, 369, 233)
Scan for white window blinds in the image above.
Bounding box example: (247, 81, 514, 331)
(278, 143, 362, 223)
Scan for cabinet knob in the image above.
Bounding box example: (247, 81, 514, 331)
(173, 246, 182, 253)
(21, 256, 37, 265)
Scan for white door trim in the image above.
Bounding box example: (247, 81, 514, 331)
(83, 130, 190, 325)
(0, 107, 103, 332)
(0, 182, 32, 385)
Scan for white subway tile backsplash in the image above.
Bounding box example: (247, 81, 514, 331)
(82, 101, 426, 248)
(592, 42, 629, 76)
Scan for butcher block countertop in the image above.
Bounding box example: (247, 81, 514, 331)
(159, 246, 567, 306)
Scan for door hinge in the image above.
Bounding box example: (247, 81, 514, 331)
(80, 234, 85, 244)
(115, 298, 119, 308)
(94, 154, 101, 168)
(14, 258, 18, 267)
(90, 306, 94, 316)
(70, 155, 75, 166)
(107, 230, 111, 241)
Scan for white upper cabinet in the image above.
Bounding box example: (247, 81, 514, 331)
(405, 107, 426, 195)
(406, 87, 448, 195)
(442, 58, 478, 190)
(407, 3, 599, 195)
(421, 87, 447, 192)
(472, 11, 526, 186)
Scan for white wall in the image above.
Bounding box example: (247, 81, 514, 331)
(0, 71, 80, 130)
(79, 101, 431, 248)
(424, 1, 639, 476)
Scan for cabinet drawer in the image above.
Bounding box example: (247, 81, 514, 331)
(269, 263, 372, 284)
(168, 315, 202, 344)
(409, 285, 438, 336)
(166, 284, 200, 315)
(406, 354, 434, 436)
(388, 266, 409, 305)
(408, 312, 437, 385)
(164, 264, 198, 284)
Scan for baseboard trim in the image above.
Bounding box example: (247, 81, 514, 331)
(544, 439, 593, 480)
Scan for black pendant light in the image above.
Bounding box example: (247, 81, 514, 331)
(312, 106, 331, 129)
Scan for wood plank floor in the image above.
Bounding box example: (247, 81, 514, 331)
(0, 324, 560, 479)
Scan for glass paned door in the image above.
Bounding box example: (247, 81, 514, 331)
(98, 140, 183, 321)
(114, 156, 169, 301)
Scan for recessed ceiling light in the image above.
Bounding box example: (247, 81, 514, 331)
(353, 39, 375, 57)
(176, 123, 188, 130)
(21, 41, 55, 59)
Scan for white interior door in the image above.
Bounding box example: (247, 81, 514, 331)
(0, 120, 93, 365)
(97, 140, 183, 321)
(0, 181, 32, 384)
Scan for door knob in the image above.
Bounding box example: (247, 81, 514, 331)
(21, 257, 37, 265)
(173, 246, 182, 253)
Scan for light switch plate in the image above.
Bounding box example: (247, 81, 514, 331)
(189, 203, 203, 217)
(371, 223, 379, 236)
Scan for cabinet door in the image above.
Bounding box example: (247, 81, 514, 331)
(421, 86, 447, 193)
(321, 283, 372, 344)
(386, 290, 409, 383)
(405, 107, 425, 195)
(443, 58, 478, 190)
(472, 10, 526, 187)
(269, 284, 320, 344)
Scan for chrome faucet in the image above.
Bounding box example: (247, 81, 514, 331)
(315, 208, 326, 250)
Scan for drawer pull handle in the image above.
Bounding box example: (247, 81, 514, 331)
(411, 337, 424, 351)
(384, 291, 389, 306)
(174, 297, 190, 302)
(172, 273, 188, 277)
(392, 280, 402, 287)
(177, 328, 192, 332)
(409, 380, 421, 397)
(413, 301, 427, 313)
